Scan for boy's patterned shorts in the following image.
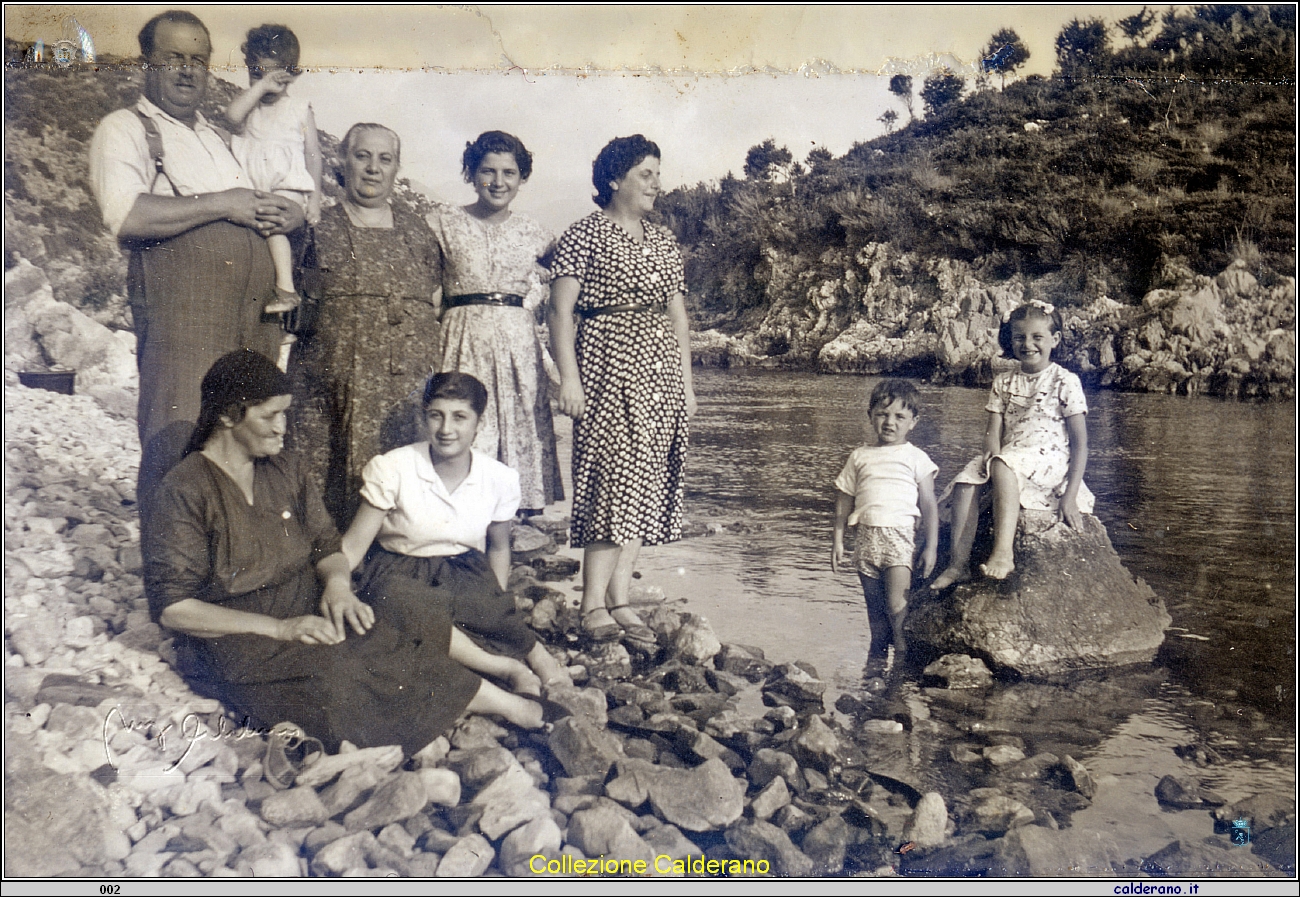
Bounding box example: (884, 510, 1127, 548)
(854, 524, 916, 579)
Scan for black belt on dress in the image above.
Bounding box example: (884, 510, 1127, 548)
(444, 292, 525, 309)
(576, 302, 664, 319)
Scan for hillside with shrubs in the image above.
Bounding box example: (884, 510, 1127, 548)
(656, 5, 1295, 398)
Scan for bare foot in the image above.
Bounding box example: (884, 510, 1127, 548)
(979, 555, 1015, 580)
(530, 646, 572, 691)
(929, 567, 970, 591)
(505, 662, 542, 698)
(500, 694, 545, 730)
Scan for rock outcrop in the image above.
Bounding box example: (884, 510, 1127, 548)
(5, 257, 137, 406)
(907, 513, 1171, 678)
(692, 248, 1296, 400)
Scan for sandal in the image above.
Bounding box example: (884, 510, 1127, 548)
(608, 604, 656, 643)
(264, 721, 325, 790)
(581, 607, 621, 642)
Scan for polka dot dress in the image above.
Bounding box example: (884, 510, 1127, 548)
(550, 212, 689, 548)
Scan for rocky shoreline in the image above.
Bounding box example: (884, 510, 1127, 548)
(690, 249, 1296, 401)
(5, 378, 1294, 878)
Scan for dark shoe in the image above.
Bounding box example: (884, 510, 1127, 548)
(581, 607, 621, 642)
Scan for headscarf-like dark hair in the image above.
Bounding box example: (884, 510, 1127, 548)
(462, 131, 533, 182)
(185, 350, 292, 456)
(867, 378, 923, 417)
(138, 10, 210, 59)
(592, 135, 660, 208)
(242, 24, 301, 75)
(423, 371, 488, 417)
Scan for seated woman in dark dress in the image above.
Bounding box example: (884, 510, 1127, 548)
(143, 350, 542, 756)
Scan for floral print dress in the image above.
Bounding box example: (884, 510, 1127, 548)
(429, 204, 563, 510)
(949, 362, 1095, 513)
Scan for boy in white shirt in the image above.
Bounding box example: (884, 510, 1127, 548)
(832, 379, 939, 670)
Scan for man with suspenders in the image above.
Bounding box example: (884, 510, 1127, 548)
(88, 10, 305, 515)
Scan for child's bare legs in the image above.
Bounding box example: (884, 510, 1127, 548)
(931, 482, 979, 589)
(980, 458, 1019, 579)
(263, 233, 300, 313)
(449, 627, 541, 697)
(883, 565, 911, 661)
(860, 567, 910, 667)
(464, 678, 544, 729)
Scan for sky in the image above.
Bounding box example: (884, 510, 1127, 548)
(7, 4, 1163, 232)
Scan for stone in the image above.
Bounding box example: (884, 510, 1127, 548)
(344, 771, 428, 831)
(444, 746, 516, 792)
(724, 820, 814, 876)
(761, 662, 825, 713)
(968, 795, 1035, 835)
(748, 749, 801, 790)
(499, 814, 563, 877)
(1252, 823, 1296, 875)
(671, 613, 722, 665)
(303, 822, 347, 857)
(983, 744, 1026, 766)
(378, 821, 418, 855)
(1154, 775, 1225, 810)
(319, 763, 384, 818)
(908, 515, 1170, 677)
(295, 744, 404, 788)
(794, 714, 864, 773)
(1141, 838, 1286, 878)
(773, 803, 815, 837)
(922, 654, 993, 689)
(567, 805, 655, 863)
(1058, 755, 1096, 799)
(416, 768, 461, 808)
(8, 621, 61, 666)
(750, 776, 791, 821)
(999, 824, 1127, 876)
(544, 684, 609, 727)
(310, 831, 376, 877)
(3, 754, 131, 875)
(801, 813, 852, 875)
(604, 757, 744, 832)
(903, 792, 948, 849)
(436, 834, 497, 878)
(583, 642, 633, 680)
(260, 787, 329, 828)
(237, 841, 302, 877)
(531, 555, 580, 581)
(471, 765, 552, 840)
(547, 716, 626, 779)
(510, 523, 555, 562)
(1214, 792, 1296, 833)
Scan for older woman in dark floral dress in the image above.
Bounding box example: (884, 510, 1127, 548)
(293, 123, 442, 527)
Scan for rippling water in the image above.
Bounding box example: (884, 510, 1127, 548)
(612, 368, 1295, 795)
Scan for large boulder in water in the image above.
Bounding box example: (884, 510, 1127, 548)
(908, 513, 1170, 678)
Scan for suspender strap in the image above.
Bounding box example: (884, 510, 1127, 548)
(133, 108, 180, 197)
(131, 107, 233, 197)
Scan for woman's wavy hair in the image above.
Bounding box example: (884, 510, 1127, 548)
(592, 135, 660, 208)
(462, 131, 533, 182)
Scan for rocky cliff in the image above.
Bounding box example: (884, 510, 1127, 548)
(692, 243, 1295, 400)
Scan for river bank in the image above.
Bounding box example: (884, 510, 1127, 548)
(4, 377, 1294, 878)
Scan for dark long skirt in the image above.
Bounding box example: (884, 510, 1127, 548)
(358, 547, 536, 660)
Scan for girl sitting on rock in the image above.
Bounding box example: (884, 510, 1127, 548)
(340, 371, 571, 694)
(931, 300, 1093, 587)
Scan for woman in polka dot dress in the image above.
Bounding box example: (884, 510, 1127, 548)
(549, 135, 696, 642)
